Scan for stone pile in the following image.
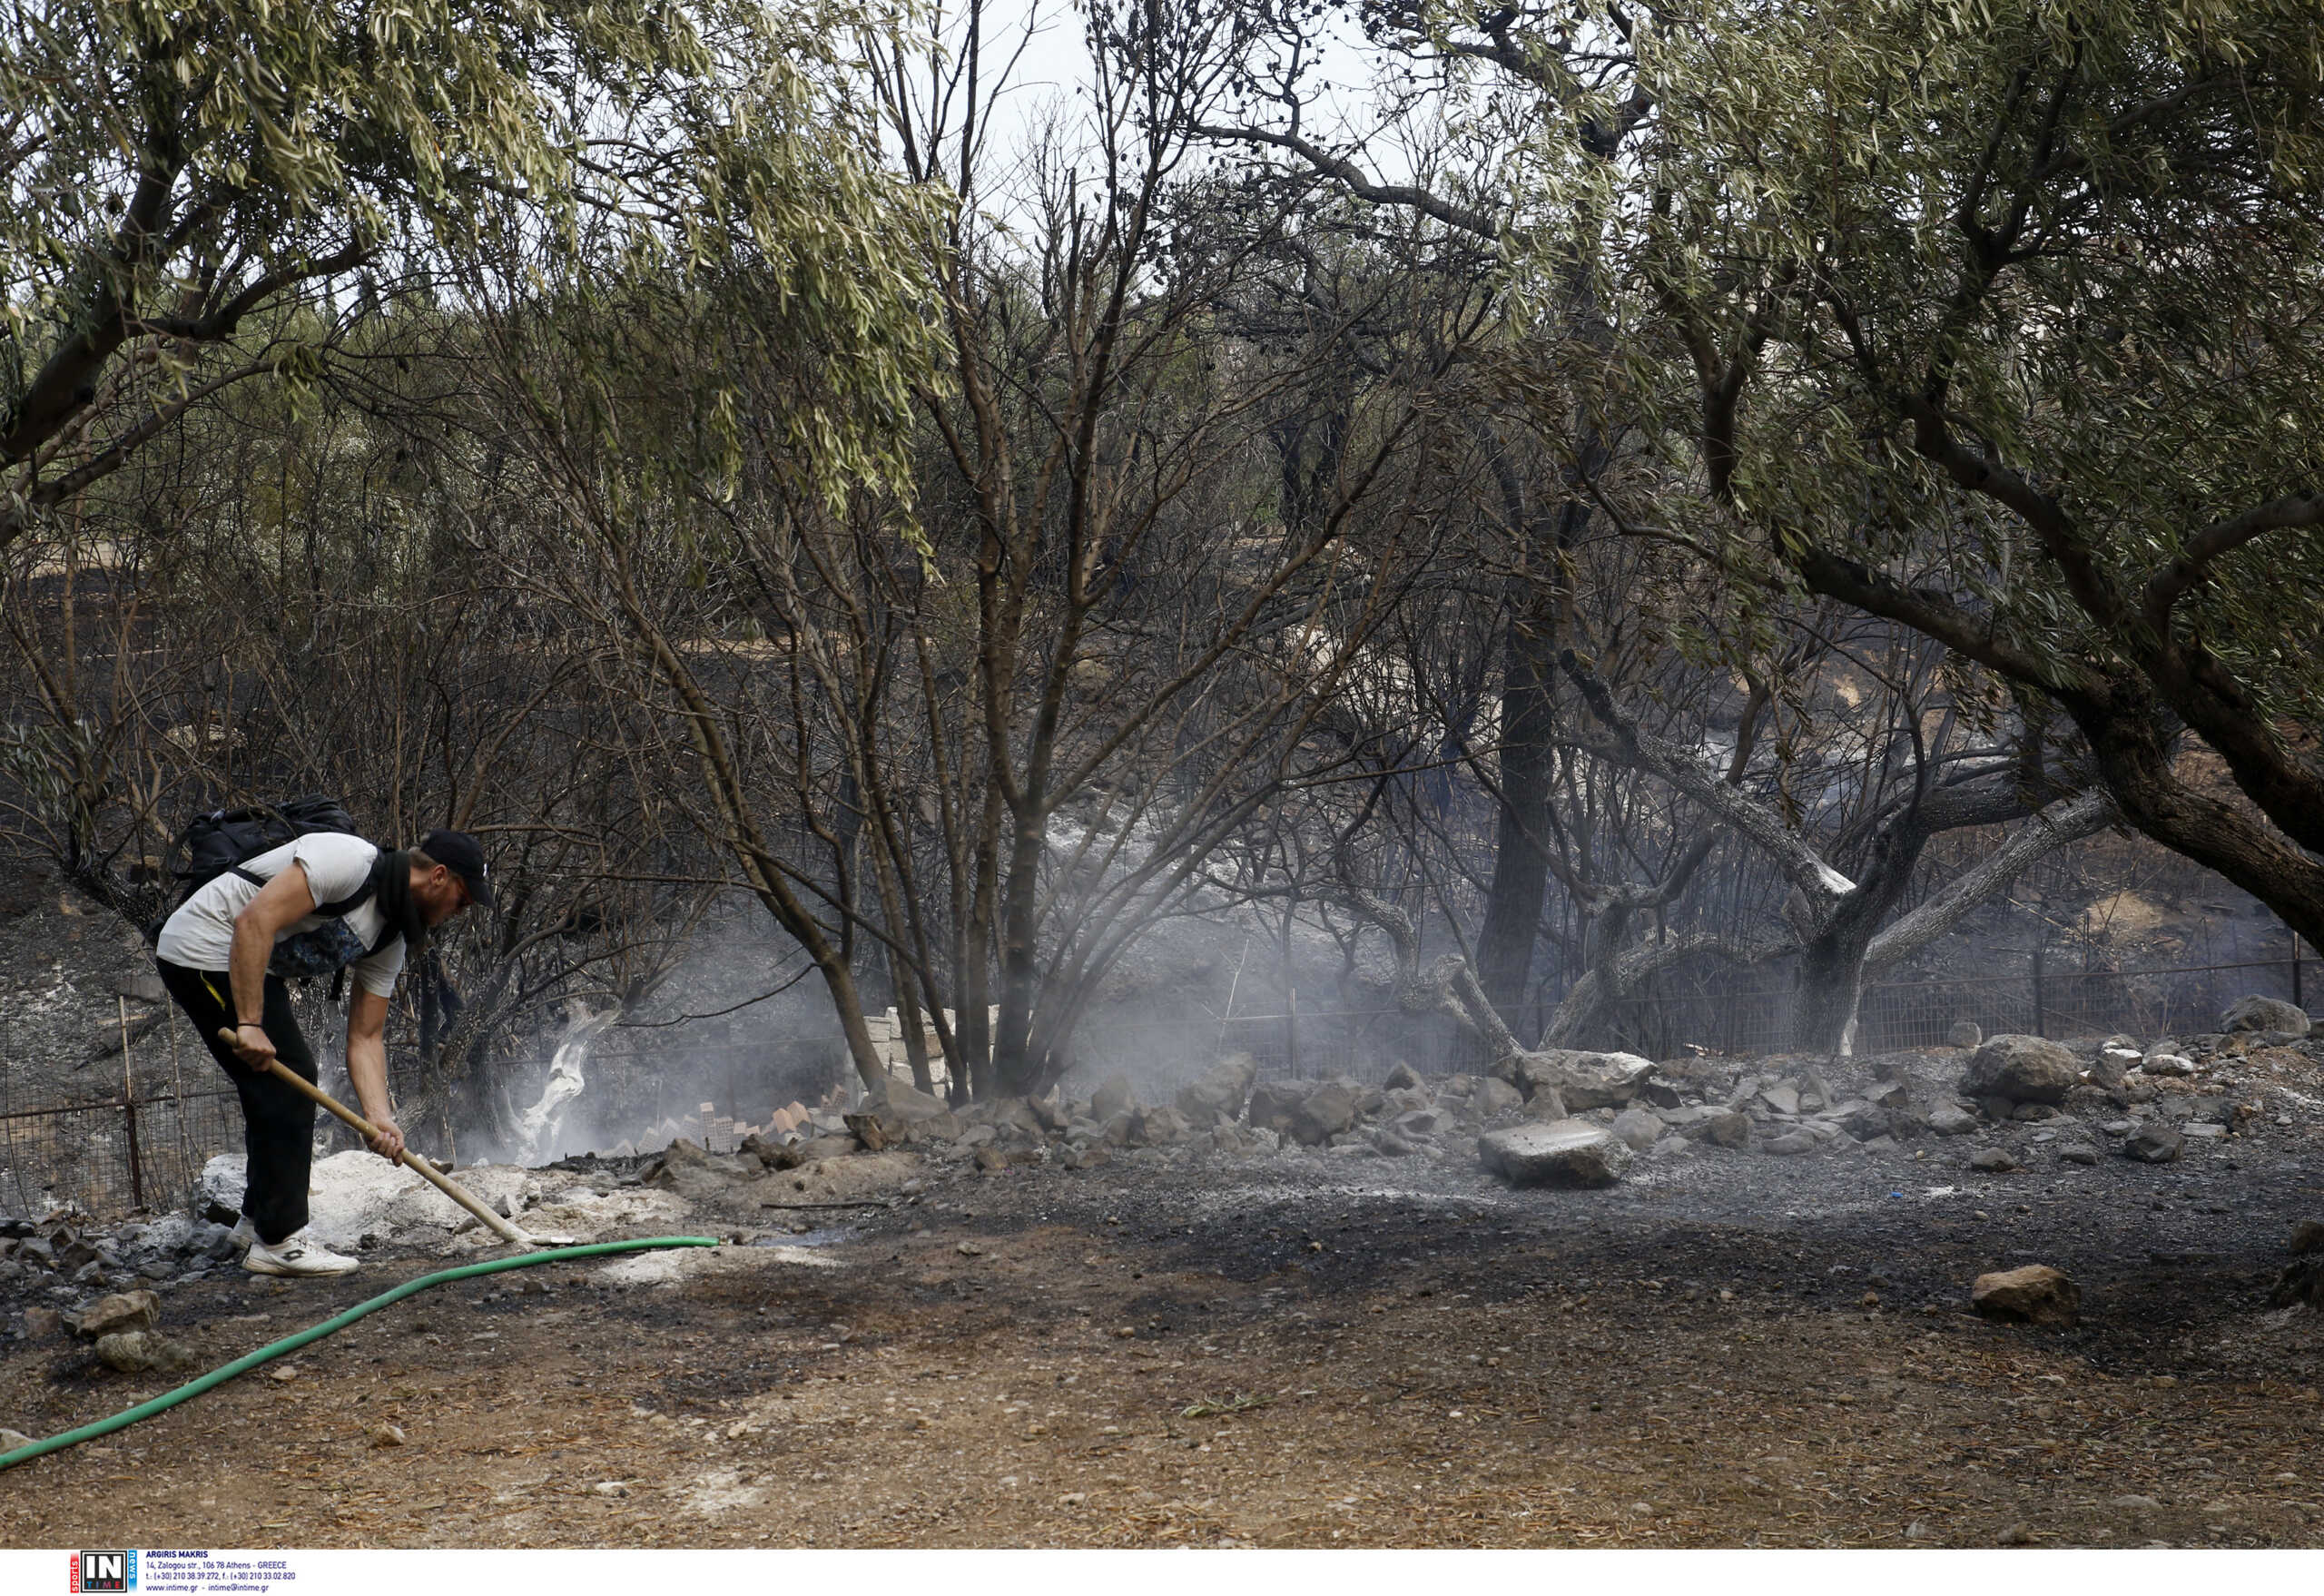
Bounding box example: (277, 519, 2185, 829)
(0, 1207, 241, 1302)
(1926, 993, 2320, 1172)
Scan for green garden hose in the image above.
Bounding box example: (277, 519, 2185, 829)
(0, 1235, 720, 1473)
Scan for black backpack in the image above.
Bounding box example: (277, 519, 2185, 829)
(170, 795, 360, 895)
(145, 798, 395, 992)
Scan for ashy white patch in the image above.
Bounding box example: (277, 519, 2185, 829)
(681, 1468, 766, 1517)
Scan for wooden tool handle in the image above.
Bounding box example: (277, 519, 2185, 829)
(216, 1029, 529, 1246)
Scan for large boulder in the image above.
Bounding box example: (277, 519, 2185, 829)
(94, 1330, 194, 1373)
(1245, 1079, 1312, 1136)
(1609, 1108, 1664, 1152)
(1176, 1053, 1259, 1127)
(1478, 1120, 1632, 1188)
(198, 1154, 247, 1226)
(2221, 995, 2310, 1038)
(1472, 1077, 1524, 1118)
(1288, 1081, 1360, 1147)
(1971, 1265, 2080, 1328)
(2123, 1124, 2184, 1164)
(1128, 1103, 1191, 1147)
(1682, 1109, 1752, 1149)
(71, 1291, 160, 1340)
(1500, 1049, 1655, 1111)
(1958, 1035, 2081, 1105)
(1088, 1074, 1137, 1124)
(1825, 1099, 1891, 1142)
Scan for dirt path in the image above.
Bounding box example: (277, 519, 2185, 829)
(5, 1135, 2323, 1549)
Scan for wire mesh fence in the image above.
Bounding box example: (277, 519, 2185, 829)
(0, 1088, 242, 1219)
(1081, 952, 2316, 1089)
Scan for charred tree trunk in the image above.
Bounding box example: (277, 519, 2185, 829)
(1473, 608, 1559, 1037)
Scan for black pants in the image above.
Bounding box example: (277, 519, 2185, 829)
(156, 960, 319, 1246)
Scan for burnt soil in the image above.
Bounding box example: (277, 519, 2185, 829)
(5, 1106, 2324, 1549)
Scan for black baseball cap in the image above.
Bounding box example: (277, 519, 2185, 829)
(419, 828, 497, 908)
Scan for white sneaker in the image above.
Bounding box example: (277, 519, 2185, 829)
(243, 1234, 359, 1276)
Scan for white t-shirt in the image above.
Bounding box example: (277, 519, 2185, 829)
(155, 832, 409, 998)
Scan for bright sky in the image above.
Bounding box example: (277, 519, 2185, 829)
(952, 0, 1409, 182)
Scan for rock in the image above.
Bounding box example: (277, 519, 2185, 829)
(869, 1080, 961, 1140)
(1176, 1053, 1258, 1126)
(1477, 1120, 1633, 1188)
(1394, 1108, 1443, 1138)
(2143, 1053, 2196, 1077)
(19, 1307, 64, 1341)
(1926, 1104, 1978, 1137)
(1688, 1109, 1752, 1149)
(1763, 1129, 1817, 1156)
(1060, 1144, 1110, 1171)
(2010, 1100, 2058, 1122)
(1640, 1079, 1684, 1109)
(1959, 1035, 2081, 1104)
(2181, 1121, 2227, 1140)
(1383, 1062, 1425, 1093)
(1610, 1108, 1664, 1152)
(2090, 1048, 2133, 1089)
(1370, 1131, 1417, 1158)
(1760, 1083, 1801, 1116)
(1088, 1074, 1137, 1124)
(1245, 1079, 1311, 1136)
(1474, 1078, 1524, 1118)
(369, 1424, 407, 1447)
(1969, 1148, 2019, 1172)
(1971, 1265, 2080, 1328)
(2290, 1220, 2324, 1256)
(1798, 1072, 1836, 1114)
(798, 1135, 860, 1162)
(1129, 1103, 1190, 1147)
(2058, 1143, 2100, 1166)
(1558, 1051, 1658, 1111)
(2100, 1119, 2135, 1136)
(94, 1330, 195, 1373)
(1289, 1082, 1359, 1147)
(1521, 1089, 1574, 1121)
(71, 1290, 160, 1339)
(2273, 1257, 2324, 1308)
(198, 1154, 247, 1225)
(2221, 995, 2310, 1037)
(1948, 1020, 1983, 1048)
(1827, 1100, 1890, 1141)
(2124, 1125, 2184, 1163)
(2111, 1495, 2161, 1511)
(0, 1427, 33, 1451)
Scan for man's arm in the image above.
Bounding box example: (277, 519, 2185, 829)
(223, 863, 315, 1069)
(345, 989, 404, 1161)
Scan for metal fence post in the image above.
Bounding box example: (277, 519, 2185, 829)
(2031, 941, 2047, 1037)
(1286, 988, 1300, 1079)
(118, 997, 144, 1210)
